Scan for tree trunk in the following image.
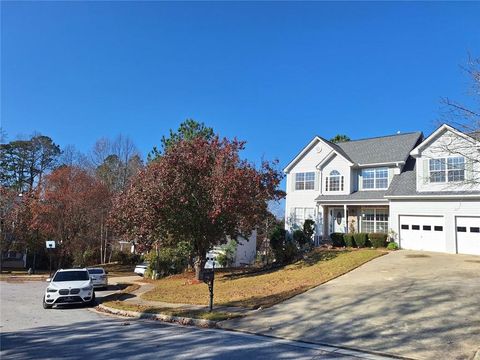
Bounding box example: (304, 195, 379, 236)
(194, 255, 206, 281)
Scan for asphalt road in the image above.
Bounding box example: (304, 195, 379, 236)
(0, 281, 388, 360)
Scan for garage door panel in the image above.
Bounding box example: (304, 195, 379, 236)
(399, 215, 446, 252)
(457, 216, 480, 256)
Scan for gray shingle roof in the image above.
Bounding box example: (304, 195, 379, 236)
(330, 132, 423, 165)
(315, 190, 388, 202)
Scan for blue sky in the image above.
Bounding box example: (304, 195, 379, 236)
(2, 2, 479, 202)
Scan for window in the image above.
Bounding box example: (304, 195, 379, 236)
(471, 227, 480, 233)
(423, 225, 431, 231)
(327, 170, 343, 191)
(295, 172, 315, 190)
(429, 157, 465, 183)
(401, 224, 409, 230)
(457, 227, 467, 232)
(434, 226, 443, 231)
(361, 208, 389, 233)
(412, 225, 420, 230)
(293, 207, 314, 226)
(362, 167, 388, 189)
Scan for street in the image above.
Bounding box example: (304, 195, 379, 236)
(0, 281, 392, 360)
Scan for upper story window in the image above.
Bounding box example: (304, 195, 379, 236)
(429, 157, 464, 183)
(295, 172, 315, 190)
(325, 170, 344, 191)
(362, 167, 388, 189)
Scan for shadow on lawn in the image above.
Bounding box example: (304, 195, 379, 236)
(223, 249, 342, 281)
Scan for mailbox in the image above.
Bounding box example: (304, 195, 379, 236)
(202, 269, 214, 283)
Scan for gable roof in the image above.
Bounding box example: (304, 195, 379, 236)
(284, 131, 423, 173)
(410, 123, 479, 157)
(283, 136, 353, 173)
(335, 132, 423, 165)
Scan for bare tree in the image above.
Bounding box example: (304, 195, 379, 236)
(436, 56, 480, 186)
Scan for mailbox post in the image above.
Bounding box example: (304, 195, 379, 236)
(45, 240, 55, 277)
(202, 262, 215, 312)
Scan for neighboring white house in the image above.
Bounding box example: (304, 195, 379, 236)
(206, 231, 257, 268)
(284, 124, 480, 256)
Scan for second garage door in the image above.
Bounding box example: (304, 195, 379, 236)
(399, 215, 446, 252)
(456, 216, 480, 255)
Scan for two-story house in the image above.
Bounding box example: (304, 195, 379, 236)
(284, 124, 480, 255)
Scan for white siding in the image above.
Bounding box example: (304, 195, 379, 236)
(389, 199, 480, 253)
(234, 231, 257, 267)
(415, 130, 480, 192)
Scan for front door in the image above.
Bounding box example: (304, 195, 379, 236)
(330, 208, 345, 233)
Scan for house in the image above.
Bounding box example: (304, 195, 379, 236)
(206, 231, 257, 268)
(284, 124, 480, 255)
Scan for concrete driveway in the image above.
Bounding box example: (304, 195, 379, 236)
(220, 250, 480, 360)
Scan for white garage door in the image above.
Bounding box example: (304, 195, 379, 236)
(456, 216, 480, 256)
(399, 215, 446, 252)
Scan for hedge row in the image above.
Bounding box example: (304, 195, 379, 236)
(330, 232, 388, 248)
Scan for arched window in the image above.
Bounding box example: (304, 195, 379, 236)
(325, 170, 344, 191)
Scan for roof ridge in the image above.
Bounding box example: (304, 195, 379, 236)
(330, 131, 422, 144)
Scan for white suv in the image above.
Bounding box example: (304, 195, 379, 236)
(43, 268, 95, 309)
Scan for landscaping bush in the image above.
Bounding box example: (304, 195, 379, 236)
(293, 229, 308, 248)
(353, 233, 368, 248)
(330, 232, 345, 247)
(216, 240, 238, 267)
(387, 242, 399, 250)
(343, 233, 356, 247)
(368, 233, 388, 248)
(269, 226, 298, 264)
(111, 250, 142, 265)
(146, 241, 192, 277)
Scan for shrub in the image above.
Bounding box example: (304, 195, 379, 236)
(330, 233, 345, 247)
(343, 233, 356, 247)
(270, 226, 287, 263)
(303, 219, 315, 243)
(387, 242, 399, 250)
(353, 233, 368, 248)
(284, 240, 298, 263)
(216, 240, 238, 267)
(369, 233, 388, 248)
(111, 250, 142, 265)
(293, 229, 308, 248)
(146, 240, 192, 277)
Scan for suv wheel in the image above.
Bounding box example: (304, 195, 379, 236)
(43, 296, 52, 309)
(87, 292, 96, 307)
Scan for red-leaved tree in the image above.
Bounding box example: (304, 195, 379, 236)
(111, 136, 284, 279)
(31, 166, 111, 266)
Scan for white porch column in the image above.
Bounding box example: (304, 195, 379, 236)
(344, 204, 348, 233)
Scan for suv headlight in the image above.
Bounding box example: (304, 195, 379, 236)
(81, 286, 93, 291)
(47, 288, 57, 293)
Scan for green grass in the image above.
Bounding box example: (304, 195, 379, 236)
(142, 248, 384, 309)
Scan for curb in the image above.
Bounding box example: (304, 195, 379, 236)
(96, 304, 218, 329)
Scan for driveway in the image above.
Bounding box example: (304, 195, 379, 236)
(220, 250, 480, 360)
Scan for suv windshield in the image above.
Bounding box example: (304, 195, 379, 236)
(53, 271, 89, 282)
(87, 269, 104, 274)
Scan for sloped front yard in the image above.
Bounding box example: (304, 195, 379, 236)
(141, 249, 384, 309)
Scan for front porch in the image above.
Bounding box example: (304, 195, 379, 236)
(318, 204, 389, 242)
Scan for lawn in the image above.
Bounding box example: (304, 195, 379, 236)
(142, 248, 384, 309)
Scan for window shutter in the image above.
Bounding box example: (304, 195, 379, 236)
(423, 159, 429, 184)
(466, 159, 474, 182)
(315, 171, 320, 191)
(341, 176, 344, 191)
(358, 171, 363, 191)
(325, 177, 329, 191)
